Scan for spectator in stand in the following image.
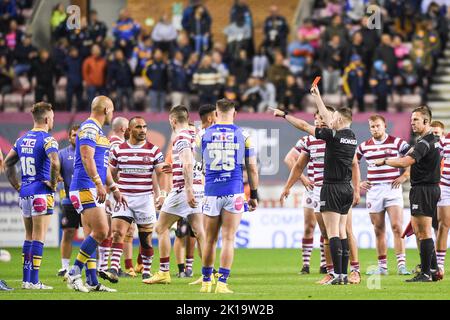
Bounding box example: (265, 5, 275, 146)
(252, 45, 269, 78)
(67, 17, 93, 60)
(192, 54, 220, 106)
(107, 49, 134, 112)
(212, 50, 229, 86)
(102, 36, 116, 62)
(374, 34, 398, 77)
(186, 5, 211, 55)
(263, 5, 289, 59)
(142, 48, 168, 112)
(360, 15, 380, 77)
(298, 54, 321, 90)
(323, 0, 343, 19)
(5, 19, 23, 51)
(322, 14, 349, 45)
(0, 54, 14, 95)
(241, 76, 276, 113)
(113, 8, 141, 59)
(267, 50, 290, 104)
(168, 51, 190, 107)
(426, 1, 448, 53)
(230, 0, 254, 56)
(13, 33, 37, 77)
(130, 35, 153, 75)
(410, 38, 433, 99)
(152, 13, 178, 55)
(50, 3, 67, 32)
(52, 37, 69, 82)
(82, 44, 107, 106)
(223, 75, 240, 105)
(64, 46, 83, 112)
(342, 54, 365, 112)
(0, 0, 19, 32)
(348, 31, 368, 66)
(185, 52, 199, 92)
(320, 34, 346, 94)
(370, 60, 392, 112)
(398, 59, 419, 95)
(224, 12, 252, 61)
(280, 74, 304, 112)
(175, 31, 192, 64)
(423, 18, 442, 70)
(0, 33, 11, 64)
(345, 0, 367, 23)
(229, 48, 252, 88)
(31, 49, 56, 105)
(392, 34, 410, 70)
(287, 33, 314, 76)
(297, 18, 320, 51)
(88, 9, 108, 46)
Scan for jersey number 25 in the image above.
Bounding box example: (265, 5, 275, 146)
(209, 150, 235, 171)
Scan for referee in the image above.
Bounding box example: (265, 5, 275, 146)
(375, 106, 441, 282)
(273, 84, 359, 285)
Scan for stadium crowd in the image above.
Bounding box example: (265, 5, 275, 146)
(0, 0, 448, 112)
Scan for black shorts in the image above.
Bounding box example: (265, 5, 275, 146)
(175, 218, 195, 238)
(409, 185, 440, 226)
(61, 204, 82, 229)
(320, 183, 353, 215)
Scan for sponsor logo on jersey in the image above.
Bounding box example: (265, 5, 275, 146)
(32, 197, 47, 213)
(412, 204, 419, 210)
(235, 196, 244, 211)
(340, 138, 358, 145)
(71, 195, 81, 209)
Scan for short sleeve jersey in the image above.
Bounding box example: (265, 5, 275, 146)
(13, 128, 59, 197)
(409, 132, 441, 186)
(70, 118, 110, 191)
(315, 127, 357, 184)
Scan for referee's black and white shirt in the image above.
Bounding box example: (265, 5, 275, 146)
(315, 127, 357, 184)
(409, 132, 441, 186)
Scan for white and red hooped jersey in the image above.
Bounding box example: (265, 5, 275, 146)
(438, 134, 450, 186)
(298, 135, 326, 187)
(109, 135, 124, 152)
(172, 129, 203, 190)
(110, 141, 165, 195)
(294, 137, 314, 182)
(357, 135, 410, 184)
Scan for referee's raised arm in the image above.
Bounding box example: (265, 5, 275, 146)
(270, 107, 316, 136)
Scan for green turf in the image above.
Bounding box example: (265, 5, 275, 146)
(0, 248, 449, 300)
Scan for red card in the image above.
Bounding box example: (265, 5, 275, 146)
(312, 76, 321, 87)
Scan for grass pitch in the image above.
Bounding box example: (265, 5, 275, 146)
(0, 248, 449, 300)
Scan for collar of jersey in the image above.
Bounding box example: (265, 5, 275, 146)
(31, 128, 47, 132)
(88, 117, 102, 128)
(216, 121, 233, 125)
(372, 134, 388, 145)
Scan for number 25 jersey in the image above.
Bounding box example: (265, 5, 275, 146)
(197, 123, 255, 197)
(13, 128, 59, 197)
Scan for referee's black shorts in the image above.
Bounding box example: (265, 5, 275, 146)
(320, 182, 353, 215)
(60, 204, 82, 229)
(409, 185, 440, 224)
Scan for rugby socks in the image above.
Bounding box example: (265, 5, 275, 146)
(140, 247, 154, 276)
(341, 239, 349, 275)
(202, 266, 213, 282)
(396, 253, 406, 269)
(125, 258, 133, 270)
(186, 255, 194, 273)
(30, 241, 44, 284)
(137, 252, 143, 265)
(22, 240, 32, 283)
(320, 236, 326, 269)
(302, 238, 314, 267)
(110, 243, 124, 273)
(350, 261, 360, 273)
(160, 257, 170, 272)
(378, 255, 388, 270)
(98, 238, 112, 271)
(218, 267, 231, 284)
(70, 235, 98, 275)
(431, 249, 438, 271)
(437, 250, 446, 271)
(420, 238, 434, 276)
(61, 258, 70, 270)
(86, 251, 99, 287)
(329, 237, 342, 276)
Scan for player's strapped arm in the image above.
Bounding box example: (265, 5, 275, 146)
(4, 149, 20, 192)
(310, 85, 333, 128)
(351, 154, 361, 206)
(271, 108, 316, 136)
(153, 149, 169, 209)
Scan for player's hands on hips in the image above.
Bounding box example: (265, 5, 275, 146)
(95, 183, 107, 203)
(248, 198, 258, 212)
(43, 180, 57, 191)
(279, 188, 290, 207)
(186, 188, 197, 208)
(360, 180, 372, 191)
(113, 190, 128, 210)
(300, 176, 314, 191)
(392, 175, 407, 189)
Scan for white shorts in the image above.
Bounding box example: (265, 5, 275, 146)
(19, 193, 55, 218)
(112, 194, 156, 225)
(202, 193, 246, 217)
(313, 186, 322, 213)
(161, 186, 204, 218)
(366, 183, 403, 213)
(69, 188, 105, 214)
(302, 189, 315, 209)
(437, 185, 450, 207)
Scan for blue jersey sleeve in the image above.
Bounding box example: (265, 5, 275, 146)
(43, 135, 59, 155)
(243, 130, 255, 158)
(78, 123, 99, 148)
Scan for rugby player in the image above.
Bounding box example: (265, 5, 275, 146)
(4, 102, 60, 289)
(57, 125, 81, 277)
(274, 84, 359, 285)
(143, 105, 206, 285)
(107, 116, 168, 282)
(357, 114, 411, 275)
(375, 106, 441, 282)
(66, 96, 127, 292)
(198, 99, 259, 294)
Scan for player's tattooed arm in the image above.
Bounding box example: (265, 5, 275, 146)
(4, 149, 20, 191)
(46, 152, 60, 191)
(179, 148, 197, 208)
(351, 154, 361, 206)
(280, 152, 309, 206)
(80, 144, 107, 203)
(310, 84, 333, 128)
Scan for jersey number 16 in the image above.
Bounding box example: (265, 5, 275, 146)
(20, 157, 36, 176)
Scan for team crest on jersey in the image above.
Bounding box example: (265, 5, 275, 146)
(143, 155, 152, 163)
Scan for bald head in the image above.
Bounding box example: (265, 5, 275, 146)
(112, 117, 129, 133)
(91, 95, 114, 125)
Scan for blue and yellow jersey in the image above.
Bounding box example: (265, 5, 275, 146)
(13, 129, 59, 197)
(197, 123, 255, 197)
(70, 118, 110, 191)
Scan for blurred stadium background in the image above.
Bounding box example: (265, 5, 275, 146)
(0, 0, 449, 250)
